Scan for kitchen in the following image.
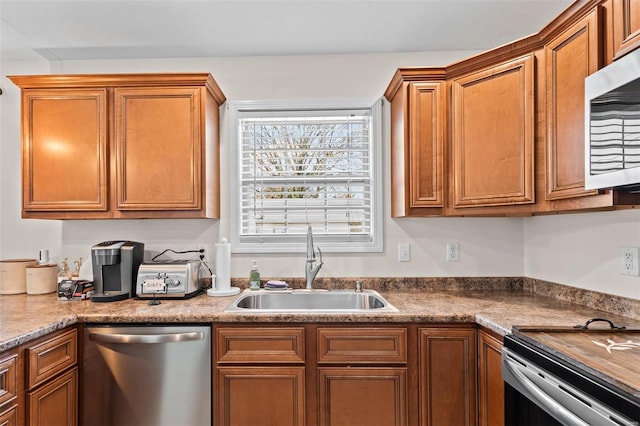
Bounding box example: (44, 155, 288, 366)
(0, 0, 640, 425)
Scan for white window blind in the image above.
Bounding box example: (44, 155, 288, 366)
(229, 100, 382, 254)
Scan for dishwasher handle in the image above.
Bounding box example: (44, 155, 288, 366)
(89, 331, 205, 344)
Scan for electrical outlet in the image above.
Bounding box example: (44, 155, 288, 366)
(447, 243, 459, 262)
(198, 244, 214, 263)
(398, 243, 411, 262)
(620, 246, 639, 276)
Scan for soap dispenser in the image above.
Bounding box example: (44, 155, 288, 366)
(249, 260, 261, 290)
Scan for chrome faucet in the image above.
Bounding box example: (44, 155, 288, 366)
(305, 225, 323, 289)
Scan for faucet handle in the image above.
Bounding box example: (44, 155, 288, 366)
(355, 280, 363, 292)
(316, 246, 323, 266)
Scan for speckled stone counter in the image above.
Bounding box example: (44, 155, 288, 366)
(1, 277, 639, 352)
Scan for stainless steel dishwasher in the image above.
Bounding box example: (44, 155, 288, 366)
(82, 324, 211, 426)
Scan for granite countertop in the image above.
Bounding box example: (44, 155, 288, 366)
(2, 282, 639, 353)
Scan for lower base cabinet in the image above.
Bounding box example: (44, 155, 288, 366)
(0, 328, 77, 426)
(0, 405, 18, 426)
(27, 368, 77, 426)
(318, 367, 407, 426)
(216, 367, 305, 426)
(215, 324, 485, 426)
(478, 329, 505, 426)
(419, 327, 477, 426)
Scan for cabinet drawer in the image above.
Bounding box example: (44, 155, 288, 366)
(0, 405, 17, 426)
(216, 327, 305, 363)
(26, 328, 77, 390)
(317, 328, 407, 364)
(0, 353, 18, 409)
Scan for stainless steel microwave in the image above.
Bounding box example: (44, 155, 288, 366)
(584, 48, 640, 192)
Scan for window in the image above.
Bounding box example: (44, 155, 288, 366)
(228, 99, 382, 254)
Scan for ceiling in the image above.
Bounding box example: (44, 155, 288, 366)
(0, 0, 574, 62)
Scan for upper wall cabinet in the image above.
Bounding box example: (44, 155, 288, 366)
(18, 88, 109, 214)
(450, 54, 535, 209)
(385, 70, 446, 217)
(384, 0, 640, 217)
(9, 73, 225, 220)
(544, 8, 600, 201)
(611, 0, 640, 59)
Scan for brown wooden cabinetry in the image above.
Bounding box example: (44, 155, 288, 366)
(478, 329, 504, 426)
(419, 327, 477, 426)
(18, 89, 108, 214)
(317, 327, 408, 426)
(0, 351, 19, 426)
(544, 8, 600, 201)
(214, 324, 490, 426)
(217, 366, 305, 426)
(450, 55, 535, 211)
(25, 328, 78, 426)
(26, 368, 77, 426)
(611, 0, 640, 59)
(0, 405, 18, 426)
(385, 72, 446, 217)
(384, 1, 640, 217)
(215, 327, 306, 426)
(0, 327, 78, 426)
(318, 367, 407, 426)
(8, 73, 225, 219)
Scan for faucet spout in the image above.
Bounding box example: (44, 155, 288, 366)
(305, 225, 323, 289)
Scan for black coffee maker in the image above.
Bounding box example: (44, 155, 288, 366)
(91, 241, 144, 302)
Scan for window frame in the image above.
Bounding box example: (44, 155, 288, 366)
(227, 98, 383, 254)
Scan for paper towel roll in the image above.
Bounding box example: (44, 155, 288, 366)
(0, 259, 37, 294)
(26, 264, 58, 295)
(215, 238, 231, 291)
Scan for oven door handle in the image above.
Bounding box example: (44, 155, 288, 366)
(503, 353, 591, 426)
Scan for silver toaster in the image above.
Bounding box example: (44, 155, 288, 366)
(136, 260, 203, 299)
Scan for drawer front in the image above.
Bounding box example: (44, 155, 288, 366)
(216, 327, 305, 363)
(317, 328, 407, 364)
(26, 328, 77, 389)
(0, 405, 17, 426)
(0, 354, 18, 409)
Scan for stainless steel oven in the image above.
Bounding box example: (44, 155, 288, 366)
(502, 330, 640, 426)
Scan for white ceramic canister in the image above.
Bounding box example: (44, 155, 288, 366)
(26, 264, 58, 295)
(0, 259, 38, 294)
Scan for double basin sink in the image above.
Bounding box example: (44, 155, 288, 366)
(224, 289, 397, 312)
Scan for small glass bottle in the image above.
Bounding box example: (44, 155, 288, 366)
(249, 260, 261, 290)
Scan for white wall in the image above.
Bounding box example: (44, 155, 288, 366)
(525, 209, 640, 299)
(0, 60, 63, 263)
(1, 52, 638, 299)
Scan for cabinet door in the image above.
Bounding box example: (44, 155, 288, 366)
(216, 366, 305, 426)
(478, 330, 504, 426)
(21, 89, 108, 213)
(407, 82, 445, 210)
(451, 55, 535, 208)
(318, 367, 407, 426)
(612, 0, 640, 59)
(419, 328, 477, 426)
(545, 9, 601, 200)
(114, 87, 203, 211)
(27, 367, 77, 426)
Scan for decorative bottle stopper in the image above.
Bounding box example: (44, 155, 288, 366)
(58, 258, 70, 278)
(72, 258, 83, 277)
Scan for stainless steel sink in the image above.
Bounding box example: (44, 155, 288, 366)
(224, 289, 397, 312)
